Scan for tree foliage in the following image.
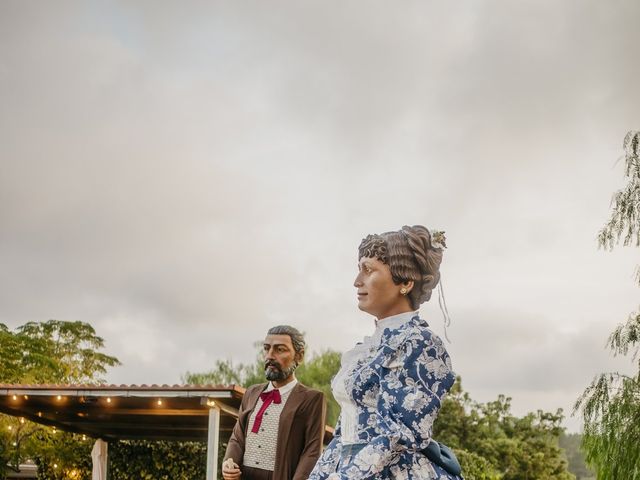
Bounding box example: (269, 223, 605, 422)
(558, 433, 595, 480)
(574, 131, 640, 480)
(295, 350, 341, 426)
(434, 379, 574, 480)
(0, 320, 120, 479)
(598, 131, 640, 253)
(0, 320, 120, 384)
(30, 431, 93, 480)
(106, 440, 208, 480)
(183, 358, 263, 387)
(27, 436, 212, 480)
(184, 349, 342, 426)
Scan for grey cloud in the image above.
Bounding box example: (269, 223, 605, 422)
(1, 1, 639, 433)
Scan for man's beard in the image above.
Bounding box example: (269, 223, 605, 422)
(264, 360, 297, 381)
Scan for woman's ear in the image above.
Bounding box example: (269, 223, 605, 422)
(403, 280, 415, 293)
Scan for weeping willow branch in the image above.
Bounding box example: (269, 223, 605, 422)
(575, 130, 640, 480)
(598, 131, 640, 254)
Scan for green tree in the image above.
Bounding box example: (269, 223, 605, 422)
(30, 431, 93, 480)
(184, 359, 262, 386)
(558, 433, 595, 480)
(434, 379, 574, 480)
(106, 440, 207, 480)
(184, 349, 342, 426)
(295, 350, 341, 426)
(574, 130, 640, 480)
(0, 320, 120, 479)
(0, 320, 120, 384)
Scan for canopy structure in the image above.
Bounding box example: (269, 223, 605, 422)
(0, 384, 243, 441)
(0, 383, 243, 480)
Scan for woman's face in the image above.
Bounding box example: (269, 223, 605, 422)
(354, 256, 411, 320)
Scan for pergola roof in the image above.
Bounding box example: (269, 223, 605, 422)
(0, 384, 244, 442)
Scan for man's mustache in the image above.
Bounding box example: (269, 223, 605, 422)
(264, 361, 282, 370)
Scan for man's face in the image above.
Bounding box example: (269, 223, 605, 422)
(262, 334, 298, 382)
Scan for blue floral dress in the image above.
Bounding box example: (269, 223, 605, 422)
(309, 314, 463, 480)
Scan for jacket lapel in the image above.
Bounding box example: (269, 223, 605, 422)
(274, 383, 305, 474)
(243, 383, 267, 433)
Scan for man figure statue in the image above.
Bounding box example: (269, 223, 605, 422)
(222, 325, 326, 480)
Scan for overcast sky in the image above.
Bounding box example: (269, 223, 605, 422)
(1, 1, 639, 432)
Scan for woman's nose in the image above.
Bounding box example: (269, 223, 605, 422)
(354, 273, 363, 287)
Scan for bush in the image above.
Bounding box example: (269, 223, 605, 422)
(455, 449, 501, 480)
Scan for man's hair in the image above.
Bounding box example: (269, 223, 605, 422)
(267, 325, 306, 357)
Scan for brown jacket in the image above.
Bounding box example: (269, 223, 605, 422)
(224, 382, 326, 480)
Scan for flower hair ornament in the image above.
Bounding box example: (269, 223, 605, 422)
(430, 230, 447, 250)
(430, 229, 453, 342)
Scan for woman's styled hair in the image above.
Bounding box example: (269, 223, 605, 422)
(358, 225, 446, 310)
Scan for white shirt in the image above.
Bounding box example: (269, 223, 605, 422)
(332, 311, 418, 444)
(243, 377, 298, 471)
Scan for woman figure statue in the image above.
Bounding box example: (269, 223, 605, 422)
(309, 225, 463, 480)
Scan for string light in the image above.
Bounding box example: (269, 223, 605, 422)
(23, 395, 28, 400)
(19, 418, 25, 424)
(81, 434, 86, 441)
(11, 395, 17, 401)
(157, 399, 163, 406)
(7, 425, 12, 431)
(106, 397, 112, 404)
(56, 395, 62, 401)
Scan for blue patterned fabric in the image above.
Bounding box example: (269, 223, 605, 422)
(309, 315, 463, 480)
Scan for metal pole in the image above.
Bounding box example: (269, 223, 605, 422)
(206, 401, 221, 480)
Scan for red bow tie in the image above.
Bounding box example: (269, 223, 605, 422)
(251, 389, 281, 434)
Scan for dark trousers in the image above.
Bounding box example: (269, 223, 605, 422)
(242, 465, 273, 480)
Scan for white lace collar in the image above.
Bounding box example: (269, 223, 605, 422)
(371, 310, 419, 345)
